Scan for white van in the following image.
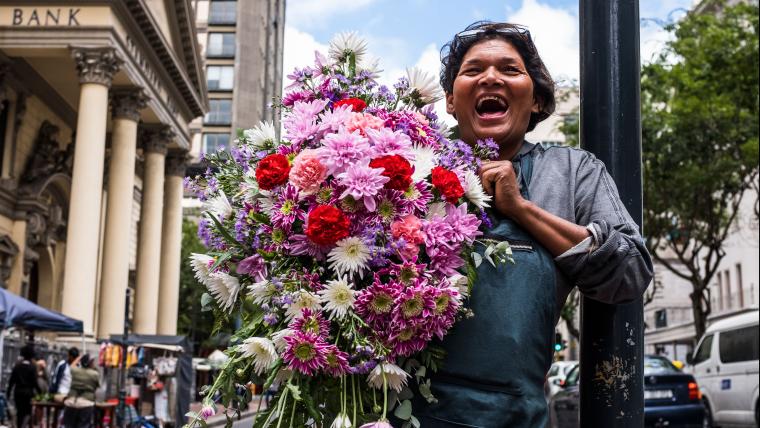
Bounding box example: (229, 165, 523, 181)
(688, 310, 759, 427)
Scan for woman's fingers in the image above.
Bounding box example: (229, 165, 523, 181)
(480, 168, 505, 195)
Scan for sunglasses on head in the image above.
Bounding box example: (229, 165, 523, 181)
(455, 26, 532, 44)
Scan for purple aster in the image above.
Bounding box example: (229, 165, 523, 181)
(271, 184, 304, 230)
(283, 331, 328, 375)
(317, 129, 371, 174)
(263, 313, 279, 326)
(336, 163, 389, 212)
(288, 234, 329, 261)
(289, 308, 331, 338)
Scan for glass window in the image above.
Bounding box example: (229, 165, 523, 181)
(564, 366, 579, 387)
(655, 309, 667, 328)
(644, 356, 679, 375)
(692, 334, 713, 365)
(207, 66, 234, 91)
(208, 1, 236, 24)
(202, 133, 230, 154)
(205, 99, 232, 125)
(719, 325, 759, 363)
(207, 33, 235, 58)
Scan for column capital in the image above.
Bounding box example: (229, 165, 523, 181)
(165, 150, 189, 177)
(71, 47, 121, 87)
(111, 87, 148, 121)
(140, 125, 174, 155)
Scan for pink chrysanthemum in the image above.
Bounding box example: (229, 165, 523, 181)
(288, 234, 329, 261)
(318, 130, 372, 175)
(337, 163, 389, 212)
(283, 331, 328, 375)
(429, 286, 462, 340)
(289, 308, 331, 338)
(403, 181, 433, 215)
(355, 279, 401, 328)
(366, 128, 413, 159)
(319, 104, 353, 132)
(394, 283, 435, 323)
(444, 203, 482, 245)
(323, 344, 351, 377)
(389, 325, 428, 358)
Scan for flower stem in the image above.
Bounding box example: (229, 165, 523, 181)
(351, 375, 357, 427)
(381, 369, 388, 420)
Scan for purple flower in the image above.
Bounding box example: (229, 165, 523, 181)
(366, 128, 413, 158)
(337, 163, 389, 212)
(283, 331, 328, 375)
(318, 129, 371, 174)
(271, 184, 304, 230)
(236, 254, 268, 282)
(444, 203, 482, 245)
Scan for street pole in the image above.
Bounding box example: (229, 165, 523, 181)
(579, 0, 645, 426)
(117, 288, 131, 428)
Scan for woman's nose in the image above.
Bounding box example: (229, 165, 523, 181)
(479, 66, 503, 86)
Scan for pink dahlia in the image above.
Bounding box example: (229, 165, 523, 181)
(366, 128, 413, 159)
(289, 307, 331, 338)
(283, 331, 328, 375)
(336, 163, 389, 212)
(318, 130, 371, 174)
(289, 149, 328, 195)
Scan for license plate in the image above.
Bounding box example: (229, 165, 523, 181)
(645, 389, 673, 399)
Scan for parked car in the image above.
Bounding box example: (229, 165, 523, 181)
(546, 361, 578, 398)
(549, 355, 704, 428)
(687, 310, 759, 428)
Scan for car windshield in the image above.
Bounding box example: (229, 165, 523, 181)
(644, 356, 680, 375)
(564, 365, 580, 386)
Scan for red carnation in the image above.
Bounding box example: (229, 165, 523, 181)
(369, 155, 414, 191)
(255, 154, 291, 190)
(333, 97, 367, 112)
(431, 166, 464, 204)
(305, 205, 351, 246)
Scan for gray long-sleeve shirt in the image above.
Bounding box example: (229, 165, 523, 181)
(518, 142, 653, 320)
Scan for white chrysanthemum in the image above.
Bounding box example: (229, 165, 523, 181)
(328, 237, 371, 278)
(190, 253, 214, 285)
(204, 190, 233, 220)
(448, 273, 470, 298)
(462, 169, 492, 209)
(247, 280, 277, 305)
(426, 202, 446, 219)
(357, 56, 382, 80)
(317, 276, 356, 319)
(206, 272, 240, 312)
(285, 290, 322, 320)
(406, 67, 444, 105)
(331, 413, 352, 428)
(410, 144, 438, 182)
(329, 31, 368, 63)
(243, 121, 276, 149)
(367, 363, 409, 392)
(272, 328, 294, 353)
(257, 190, 275, 216)
(237, 337, 277, 375)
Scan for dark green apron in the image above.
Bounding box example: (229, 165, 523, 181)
(413, 149, 557, 427)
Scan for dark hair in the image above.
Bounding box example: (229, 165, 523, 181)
(440, 21, 556, 132)
(20, 344, 35, 360)
(80, 354, 92, 368)
(68, 347, 79, 359)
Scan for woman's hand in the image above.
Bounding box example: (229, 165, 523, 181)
(479, 160, 527, 219)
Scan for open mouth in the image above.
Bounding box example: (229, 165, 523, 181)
(475, 95, 508, 120)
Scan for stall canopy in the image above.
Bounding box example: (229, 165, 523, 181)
(0, 287, 83, 332)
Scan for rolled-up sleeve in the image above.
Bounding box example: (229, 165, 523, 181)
(554, 153, 653, 304)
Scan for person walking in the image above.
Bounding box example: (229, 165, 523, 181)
(63, 354, 99, 428)
(50, 347, 79, 400)
(6, 344, 41, 428)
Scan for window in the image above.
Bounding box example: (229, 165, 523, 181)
(564, 366, 579, 387)
(205, 99, 232, 125)
(207, 33, 235, 58)
(724, 269, 732, 309)
(207, 66, 234, 91)
(202, 133, 230, 154)
(692, 334, 713, 365)
(719, 325, 759, 363)
(736, 263, 744, 307)
(208, 1, 236, 24)
(0, 100, 8, 173)
(654, 309, 667, 328)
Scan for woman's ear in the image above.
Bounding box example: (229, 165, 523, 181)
(531, 96, 541, 114)
(446, 93, 457, 118)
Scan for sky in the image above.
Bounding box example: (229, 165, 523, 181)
(282, 0, 694, 123)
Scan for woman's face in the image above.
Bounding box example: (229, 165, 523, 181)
(446, 38, 538, 148)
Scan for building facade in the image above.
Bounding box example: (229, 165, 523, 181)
(189, 0, 285, 161)
(0, 1, 207, 339)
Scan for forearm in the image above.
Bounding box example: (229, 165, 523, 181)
(511, 199, 590, 256)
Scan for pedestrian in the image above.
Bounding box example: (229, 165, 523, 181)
(50, 347, 79, 401)
(35, 358, 49, 397)
(6, 344, 41, 428)
(63, 354, 99, 428)
(408, 21, 653, 426)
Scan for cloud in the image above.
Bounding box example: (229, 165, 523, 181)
(281, 25, 328, 95)
(287, 0, 377, 31)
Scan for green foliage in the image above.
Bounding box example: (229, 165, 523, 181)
(640, 2, 759, 339)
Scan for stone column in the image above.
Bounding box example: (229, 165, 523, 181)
(96, 88, 147, 339)
(61, 48, 121, 334)
(133, 127, 171, 334)
(157, 150, 188, 335)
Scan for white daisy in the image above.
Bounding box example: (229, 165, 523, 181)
(272, 328, 294, 353)
(331, 413, 352, 428)
(243, 121, 276, 150)
(317, 276, 356, 319)
(237, 337, 278, 375)
(327, 237, 371, 278)
(329, 31, 368, 63)
(367, 363, 410, 392)
(190, 253, 214, 285)
(206, 272, 240, 312)
(406, 67, 444, 106)
(410, 144, 438, 182)
(204, 190, 233, 220)
(247, 280, 277, 306)
(462, 169, 492, 209)
(285, 290, 322, 320)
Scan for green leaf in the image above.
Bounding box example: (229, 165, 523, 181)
(393, 399, 413, 420)
(415, 365, 426, 379)
(207, 212, 238, 246)
(410, 415, 421, 428)
(418, 380, 438, 404)
(286, 383, 302, 401)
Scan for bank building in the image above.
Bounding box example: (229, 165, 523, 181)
(0, 1, 208, 343)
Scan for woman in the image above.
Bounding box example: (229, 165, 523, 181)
(63, 354, 100, 428)
(6, 344, 40, 428)
(411, 22, 653, 427)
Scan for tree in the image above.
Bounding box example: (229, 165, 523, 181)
(640, 2, 759, 341)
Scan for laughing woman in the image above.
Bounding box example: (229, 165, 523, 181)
(412, 22, 653, 427)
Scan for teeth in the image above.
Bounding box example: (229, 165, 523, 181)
(476, 95, 507, 109)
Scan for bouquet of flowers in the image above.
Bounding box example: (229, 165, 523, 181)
(186, 32, 513, 428)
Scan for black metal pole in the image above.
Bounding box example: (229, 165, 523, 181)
(117, 288, 131, 428)
(579, 0, 645, 426)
